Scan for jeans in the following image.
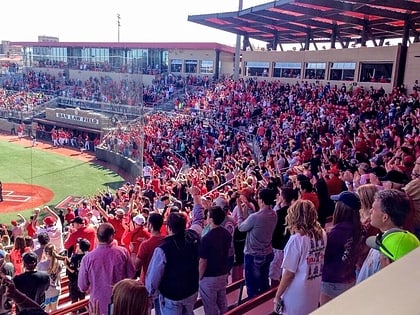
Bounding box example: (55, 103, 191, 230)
(244, 252, 274, 298)
(154, 297, 161, 315)
(199, 274, 228, 315)
(159, 292, 198, 315)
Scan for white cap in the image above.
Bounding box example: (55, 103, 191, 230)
(133, 214, 146, 225)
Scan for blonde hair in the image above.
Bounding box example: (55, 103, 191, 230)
(357, 184, 378, 218)
(112, 279, 148, 315)
(44, 243, 66, 275)
(403, 178, 420, 227)
(286, 199, 324, 241)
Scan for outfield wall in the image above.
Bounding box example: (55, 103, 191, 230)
(95, 147, 140, 181)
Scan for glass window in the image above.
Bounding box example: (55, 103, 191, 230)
(185, 60, 197, 73)
(329, 62, 356, 81)
(305, 62, 326, 79)
(200, 60, 214, 74)
(170, 59, 183, 72)
(273, 62, 301, 78)
(246, 61, 269, 76)
(359, 63, 393, 83)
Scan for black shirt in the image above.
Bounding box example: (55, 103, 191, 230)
(272, 205, 291, 250)
(13, 270, 49, 308)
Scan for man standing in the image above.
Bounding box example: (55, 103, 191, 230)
(238, 188, 277, 298)
(146, 212, 200, 315)
(96, 206, 127, 245)
(33, 206, 64, 253)
(122, 214, 150, 262)
(356, 189, 411, 283)
(78, 223, 135, 315)
(135, 212, 165, 315)
(13, 251, 50, 309)
(64, 216, 96, 256)
(135, 213, 164, 282)
(199, 206, 232, 315)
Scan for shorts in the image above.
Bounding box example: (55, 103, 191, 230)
(320, 281, 354, 298)
(45, 295, 59, 305)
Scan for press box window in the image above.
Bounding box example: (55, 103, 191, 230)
(305, 62, 326, 80)
(200, 60, 214, 74)
(170, 59, 182, 73)
(246, 61, 270, 77)
(273, 62, 301, 78)
(185, 60, 198, 74)
(359, 63, 393, 83)
(329, 62, 356, 81)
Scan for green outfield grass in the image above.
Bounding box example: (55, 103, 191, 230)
(0, 140, 125, 224)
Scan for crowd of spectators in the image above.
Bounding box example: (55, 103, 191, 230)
(1, 74, 420, 314)
(1, 70, 183, 112)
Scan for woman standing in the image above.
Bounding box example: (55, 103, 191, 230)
(9, 235, 29, 275)
(320, 191, 362, 305)
(273, 200, 327, 315)
(37, 244, 66, 313)
(356, 184, 380, 271)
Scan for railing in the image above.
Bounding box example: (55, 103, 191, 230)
(53, 278, 246, 315)
(224, 286, 277, 315)
(52, 299, 89, 315)
(56, 97, 154, 117)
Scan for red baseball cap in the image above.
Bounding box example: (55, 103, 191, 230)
(43, 216, 56, 226)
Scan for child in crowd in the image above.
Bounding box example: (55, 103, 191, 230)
(65, 238, 91, 312)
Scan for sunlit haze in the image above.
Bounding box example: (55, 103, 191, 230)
(1, 0, 270, 46)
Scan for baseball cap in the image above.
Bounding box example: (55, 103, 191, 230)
(22, 251, 38, 265)
(366, 229, 420, 261)
(71, 216, 84, 224)
(43, 216, 56, 226)
(378, 170, 407, 184)
(133, 214, 146, 225)
(115, 209, 125, 216)
(330, 191, 361, 209)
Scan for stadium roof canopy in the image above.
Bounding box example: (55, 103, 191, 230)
(188, 0, 420, 50)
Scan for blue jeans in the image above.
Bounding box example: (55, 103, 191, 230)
(199, 274, 228, 315)
(154, 297, 162, 315)
(159, 292, 198, 315)
(244, 252, 274, 298)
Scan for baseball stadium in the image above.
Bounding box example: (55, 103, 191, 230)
(0, 1, 420, 314)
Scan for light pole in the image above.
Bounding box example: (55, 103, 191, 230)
(117, 14, 121, 43)
(233, 0, 243, 80)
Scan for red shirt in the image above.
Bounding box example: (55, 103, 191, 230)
(65, 212, 76, 225)
(64, 225, 97, 252)
(26, 223, 36, 238)
(107, 218, 126, 245)
(122, 227, 151, 255)
(136, 235, 165, 282)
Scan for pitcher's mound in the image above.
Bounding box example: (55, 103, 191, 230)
(0, 183, 54, 213)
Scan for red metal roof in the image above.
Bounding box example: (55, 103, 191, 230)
(188, 0, 420, 46)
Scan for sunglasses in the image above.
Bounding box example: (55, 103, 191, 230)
(375, 232, 394, 259)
